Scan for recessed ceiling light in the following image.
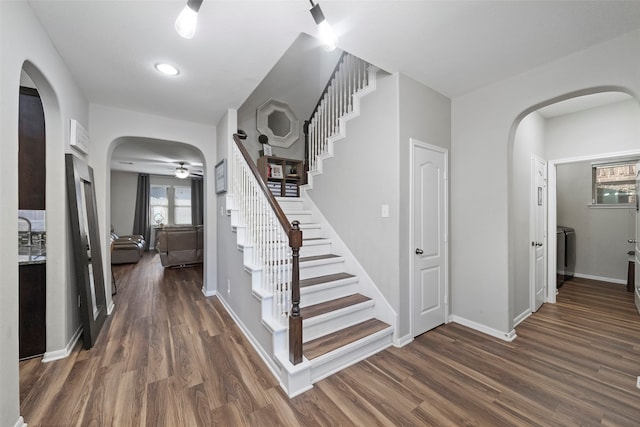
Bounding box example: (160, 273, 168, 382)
(155, 63, 179, 76)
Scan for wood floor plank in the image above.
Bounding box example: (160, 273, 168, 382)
(18, 255, 640, 425)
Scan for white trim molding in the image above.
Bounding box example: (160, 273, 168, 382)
(14, 416, 26, 427)
(573, 272, 626, 285)
(42, 325, 82, 363)
(449, 315, 517, 342)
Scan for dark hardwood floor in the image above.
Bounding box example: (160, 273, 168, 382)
(20, 255, 640, 426)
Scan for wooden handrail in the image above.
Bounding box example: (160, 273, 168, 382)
(233, 134, 292, 233)
(232, 134, 303, 365)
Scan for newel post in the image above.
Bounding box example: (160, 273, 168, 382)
(289, 220, 303, 365)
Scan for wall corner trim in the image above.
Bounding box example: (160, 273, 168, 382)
(449, 315, 517, 342)
(201, 287, 217, 297)
(42, 325, 82, 363)
(393, 334, 413, 348)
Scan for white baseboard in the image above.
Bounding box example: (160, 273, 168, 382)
(42, 325, 82, 363)
(201, 287, 217, 297)
(573, 273, 626, 285)
(449, 315, 517, 342)
(393, 333, 413, 348)
(107, 300, 115, 315)
(513, 309, 532, 327)
(14, 416, 26, 427)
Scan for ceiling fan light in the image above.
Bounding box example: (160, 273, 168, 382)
(175, 164, 190, 179)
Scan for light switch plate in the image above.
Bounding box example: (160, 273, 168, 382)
(381, 204, 389, 218)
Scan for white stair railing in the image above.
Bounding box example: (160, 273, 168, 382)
(307, 53, 374, 173)
(231, 142, 293, 327)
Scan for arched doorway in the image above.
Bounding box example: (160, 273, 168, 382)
(509, 88, 640, 328)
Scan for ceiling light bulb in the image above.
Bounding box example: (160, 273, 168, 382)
(309, 2, 338, 51)
(155, 63, 179, 76)
(318, 20, 337, 51)
(175, 0, 202, 39)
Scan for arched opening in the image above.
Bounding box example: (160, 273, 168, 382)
(509, 87, 640, 330)
(108, 136, 206, 289)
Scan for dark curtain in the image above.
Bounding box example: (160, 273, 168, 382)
(191, 178, 204, 225)
(132, 173, 150, 249)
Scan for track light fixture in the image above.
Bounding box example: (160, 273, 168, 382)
(175, 0, 203, 39)
(175, 162, 190, 179)
(309, 0, 337, 51)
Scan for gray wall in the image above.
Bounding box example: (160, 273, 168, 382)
(511, 112, 545, 322)
(556, 162, 635, 282)
(546, 99, 640, 161)
(398, 73, 451, 338)
(237, 33, 342, 161)
(306, 71, 452, 340)
(1, 2, 89, 424)
(306, 72, 400, 320)
(110, 170, 138, 235)
(452, 30, 640, 336)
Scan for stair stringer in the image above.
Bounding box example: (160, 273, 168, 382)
(297, 190, 398, 337)
(303, 66, 380, 191)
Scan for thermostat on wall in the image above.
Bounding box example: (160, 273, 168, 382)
(70, 119, 89, 155)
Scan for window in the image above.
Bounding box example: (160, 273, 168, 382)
(592, 161, 637, 206)
(173, 186, 191, 225)
(150, 184, 191, 226)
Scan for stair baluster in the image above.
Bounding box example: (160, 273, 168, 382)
(231, 135, 303, 364)
(305, 53, 374, 175)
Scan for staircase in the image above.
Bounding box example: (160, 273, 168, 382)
(276, 197, 393, 386)
(224, 52, 395, 396)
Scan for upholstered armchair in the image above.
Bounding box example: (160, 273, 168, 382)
(110, 230, 146, 264)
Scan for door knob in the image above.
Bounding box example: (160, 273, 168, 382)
(415, 248, 424, 255)
(629, 239, 637, 244)
(536, 242, 543, 247)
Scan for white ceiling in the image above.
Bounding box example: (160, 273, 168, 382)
(26, 1, 640, 175)
(111, 137, 204, 177)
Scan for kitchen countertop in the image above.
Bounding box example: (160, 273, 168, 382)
(19, 246, 46, 265)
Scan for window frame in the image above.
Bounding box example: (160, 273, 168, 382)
(149, 184, 192, 226)
(591, 160, 637, 207)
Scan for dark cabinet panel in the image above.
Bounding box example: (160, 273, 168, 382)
(19, 86, 46, 210)
(19, 263, 46, 359)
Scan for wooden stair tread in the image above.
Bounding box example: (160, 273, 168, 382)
(300, 254, 341, 263)
(301, 294, 370, 319)
(304, 318, 391, 360)
(300, 272, 355, 288)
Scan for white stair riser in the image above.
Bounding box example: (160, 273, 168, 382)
(300, 242, 332, 257)
(299, 261, 346, 280)
(309, 328, 393, 384)
(300, 279, 358, 306)
(298, 226, 323, 239)
(285, 213, 314, 223)
(278, 199, 305, 210)
(303, 303, 375, 343)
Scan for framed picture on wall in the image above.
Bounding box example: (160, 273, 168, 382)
(263, 144, 273, 156)
(215, 159, 227, 194)
(270, 164, 283, 179)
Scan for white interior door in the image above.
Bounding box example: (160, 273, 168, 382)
(412, 140, 447, 336)
(531, 156, 547, 312)
(634, 161, 640, 313)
